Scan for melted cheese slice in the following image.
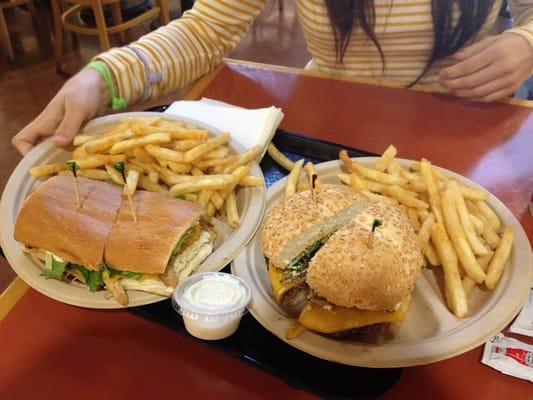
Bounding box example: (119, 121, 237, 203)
(298, 296, 411, 334)
(267, 262, 305, 303)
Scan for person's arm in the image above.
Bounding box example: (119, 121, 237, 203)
(439, 0, 533, 102)
(12, 0, 266, 155)
(95, 0, 267, 106)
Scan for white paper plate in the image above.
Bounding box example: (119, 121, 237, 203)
(0, 112, 266, 309)
(231, 157, 532, 367)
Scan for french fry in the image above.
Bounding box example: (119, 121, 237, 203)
(30, 163, 66, 177)
(485, 227, 515, 289)
(387, 160, 402, 177)
(417, 208, 430, 222)
(220, 166, 250, 199)
(466, 200, 500, 249)
(170, 175, 235, 196)
(417, 213, 440, 266)
(226, 191, 240, 228)
(441, 188, 485, 283)
(109, 133, 171, 154)
(475, 200, 501, 233)
(72, 134, 95, 146)
(459, 186, 487, 201)
(383, 185, 429, 209)
(239, 176, 264, 186)
(203, 146, 230, 160)
(351, 162, 408, 186)
(148, 171, 159, 184)
(360, 190, 399, 206)
(268, 143, 295, 171)
(172, 139, 205, 151)
(104, 164, 125, 185)
(194, 156, 238, 171)
(407, 208, 421, 232)
(469, 213, 485, 236)
(133, 147, 157, 164)
(448, 180, 490, 256)
(206, 202, 216, 218)
(184, 133, 231, 162)
(138, 175, 166, 192)
(72, 145, 89, 160)
(168, 161, 192, 174)
(285, 159, 304, 199)
(58, 169, 109, 181)
(74, 154, 126, 170)
(349, 172, 366, 191)
(85, 129, 136, 154)
(185, 193, 198, 203)
(430, 223, 468, 318)
(210, 191, 225, 210)
(375, 145, 397, 172)
(223, 145, 262, 173)
(420, 160, 444, 224)
(463, 251, 494, 297)
(191, 167, 204, 176)
(338, 150, 353, 172)
(197, 190, 213, 209)
(144, 144, 185, 163)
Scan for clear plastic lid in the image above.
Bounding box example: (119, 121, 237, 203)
(173, 272, 251, 320)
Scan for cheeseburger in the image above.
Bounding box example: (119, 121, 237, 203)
(261, 184, 423, 336)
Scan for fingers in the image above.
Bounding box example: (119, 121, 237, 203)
(12, 123, 45, 155)
(440, 49, 493, 81)
(452, 36, 498, 61)
(452, 76, 514, 99)
(53, 99, 87, 147)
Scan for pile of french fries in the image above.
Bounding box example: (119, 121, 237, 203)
(29, 117, 264, 228)
(334, 145, 514, 318)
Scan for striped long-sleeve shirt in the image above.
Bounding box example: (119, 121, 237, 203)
(96, 0, 533, 106)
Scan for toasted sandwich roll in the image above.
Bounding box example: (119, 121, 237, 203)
(14, 176, 122, 270)
(104, 191, 205, 274)
(307, 203, 424, 312)
(261, 184, 370, 270)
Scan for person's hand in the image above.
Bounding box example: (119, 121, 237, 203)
(12, 68, 109, 155)
(439, 33, 533, 102)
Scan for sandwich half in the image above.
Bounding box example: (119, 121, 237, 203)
(104, 190, 215, 296)
(260, 184, 370, 310)
(13, 176, 214, 305)
(299, 203, 424, 336)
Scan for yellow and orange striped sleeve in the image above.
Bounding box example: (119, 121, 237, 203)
(95, 0, 267, 106)
(507, 0, 533, 50)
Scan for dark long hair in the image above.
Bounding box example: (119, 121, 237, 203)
(324, 0, 495, 85)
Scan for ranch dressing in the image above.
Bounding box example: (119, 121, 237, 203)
(173, 272, 251, 340)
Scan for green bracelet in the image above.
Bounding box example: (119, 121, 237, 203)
(87, 60, 126, 110)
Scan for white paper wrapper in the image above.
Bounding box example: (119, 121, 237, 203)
(482, 333, 533, 382)
(509, 288, 533, 338)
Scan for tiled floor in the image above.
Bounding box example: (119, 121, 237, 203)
(0, 0, 308, 292)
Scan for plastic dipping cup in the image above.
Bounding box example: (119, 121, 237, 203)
(173, 272, 251, 340)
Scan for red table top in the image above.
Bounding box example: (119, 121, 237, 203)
(1, 61, 532, 399)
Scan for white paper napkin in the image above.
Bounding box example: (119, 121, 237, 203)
(164, 98, 284, 156)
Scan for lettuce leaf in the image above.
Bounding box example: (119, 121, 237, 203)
(69, 264, 104, 292)
(107, 265, 142, 280)
(41, 252, 68, 280)
(172, 227, 194, 256)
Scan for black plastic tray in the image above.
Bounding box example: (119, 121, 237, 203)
(129, 112, 402, 399)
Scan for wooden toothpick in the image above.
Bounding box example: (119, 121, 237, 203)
(66, 161, 81, 208)
(115, 161, 137, 223)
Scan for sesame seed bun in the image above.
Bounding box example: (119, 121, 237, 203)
(260, 185, 369, 269)
(306, 203, 424, 311)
